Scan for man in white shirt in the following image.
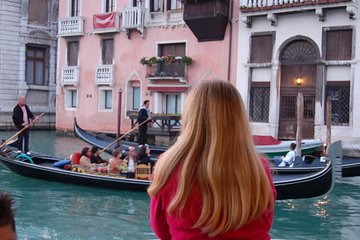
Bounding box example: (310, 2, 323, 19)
(125, 146, 136, 178)
(276, 143, 297, 167)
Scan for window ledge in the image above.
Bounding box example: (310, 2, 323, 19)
(98, 109, 113, 112)
(27, 85, 51, 91)
(324, 60, 355, 66)
(246, 63, 272, 68)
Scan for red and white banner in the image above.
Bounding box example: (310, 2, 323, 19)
(93, 12, 116, 29)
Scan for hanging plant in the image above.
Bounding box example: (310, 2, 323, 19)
(181, 56, 193, 65)
(140, 55, 193, 66)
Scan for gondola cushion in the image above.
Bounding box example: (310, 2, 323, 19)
(53, 160, 71, 168)
(70, 152, 81, 165)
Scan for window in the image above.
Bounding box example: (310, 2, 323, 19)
(127, 81, 141, 111)
(99, 89, 113, 110)
(26, 46, 47, 86)
(150, 0, 164, 12)
(167, 0, 182, 10)
(164, 94, 181, 114)
(65, 89, 77, 109)
(325, 81, 350, 125)
(28, 0, 48, 25)
(325, 29, 352, 61)
(133, 0, 144, 7)
(102, 39, 114, 65)
(250, 34, 273, 63)
(105, 0, 116, 12)
(249, 82, 270, 122)
(133, 87, 141, 110)
(67, 41, 79, 66)
(158, 43, 186, 77)
(70, 0, 80, 17)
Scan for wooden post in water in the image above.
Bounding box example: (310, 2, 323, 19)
(296, 92, 304, 156)
(117, 88, 122, 139)
(326, 96, 332, 156)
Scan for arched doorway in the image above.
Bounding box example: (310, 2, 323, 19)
(278, 38, 320, 139)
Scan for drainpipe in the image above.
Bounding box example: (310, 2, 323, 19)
(227, 0, 234, 82)
(117, 88, 122, 138)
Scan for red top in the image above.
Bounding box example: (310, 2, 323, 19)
(150, 158, 277, 240)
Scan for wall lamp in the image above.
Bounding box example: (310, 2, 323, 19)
(296, 78, 303, 86)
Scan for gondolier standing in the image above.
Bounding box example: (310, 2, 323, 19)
(136, 100, 151, 145)
(12, 96, 37, 154)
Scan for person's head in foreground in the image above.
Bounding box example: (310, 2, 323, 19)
(0, 193, 17, 240)
(148, 80, 276, 239)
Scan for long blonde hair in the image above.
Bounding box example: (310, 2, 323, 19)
(148, 80, 275, 236)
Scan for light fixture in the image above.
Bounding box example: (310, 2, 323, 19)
(296, 78, 303, 86)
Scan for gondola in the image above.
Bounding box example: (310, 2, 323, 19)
(74, 118, 323, 158)
(74, 118, 167, 159)
(271, 155, 360, 178)
(0, 142, 339, 200)
(74, 120, 360, 178)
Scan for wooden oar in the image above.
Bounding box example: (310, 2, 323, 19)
(98, 116, 153, 154)
(0, 113, 45, 149)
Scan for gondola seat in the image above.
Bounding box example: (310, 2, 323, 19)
(135, 163, 151, 180)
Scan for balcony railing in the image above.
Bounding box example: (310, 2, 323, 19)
(95, 65, 114, 85)
(147, 62, 186, 80)
(122, 7, 146, 29)
(93, 12, 120, 33)
(240, 0, 353, 12)
(58, 17, 84, 36)
(146, 9, 184, 26)
(168, 9, 184, 23)
(62, 66, 79, 85)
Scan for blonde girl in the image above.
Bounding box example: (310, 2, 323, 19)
(148, 80, 276, 239)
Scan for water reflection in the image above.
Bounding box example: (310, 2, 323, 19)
(313, 195, 329, 218)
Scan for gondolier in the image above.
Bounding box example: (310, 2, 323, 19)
(12, 96, 37, 154)
(136, 100, 151, 145)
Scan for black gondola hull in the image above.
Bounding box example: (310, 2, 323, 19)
(0, 152, 334, 200)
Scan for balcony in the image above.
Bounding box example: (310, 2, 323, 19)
(240, 0, 356, 26)
(146, 9, 184, 26)
(122, 7, 146, 37)
(183, 0, 229, 41)
(58, 17, 84, 36)
(141, 56, 192, 82)
(146, 63, 187, 82)
(168, 9, 184, 23)
(95, 65, 114, 85)
(62, 66, 79, 86)
(93, 12, 120, 34)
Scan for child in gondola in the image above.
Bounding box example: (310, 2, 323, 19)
(107, 149, 123, 174)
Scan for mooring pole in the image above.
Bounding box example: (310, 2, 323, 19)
(117, 88, 122, 139)
(326, 96, 332, 156)
(296, 92, 304, 156)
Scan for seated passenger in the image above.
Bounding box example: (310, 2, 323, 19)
(90, 146, 108, 165)
(107, 149, 123, 174)
(274, 143, 297, 167)
(136, 144, 151, 165)
(124, 146, 137, 178)
(79, 147, 96, 171)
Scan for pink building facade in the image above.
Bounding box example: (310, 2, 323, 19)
(56, 0, 239, 136)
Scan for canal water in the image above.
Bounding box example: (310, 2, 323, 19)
(1, 131, 360, 240)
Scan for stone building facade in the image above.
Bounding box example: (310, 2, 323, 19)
(238, 0, 360, 150)
(0, 0, 58, 130)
